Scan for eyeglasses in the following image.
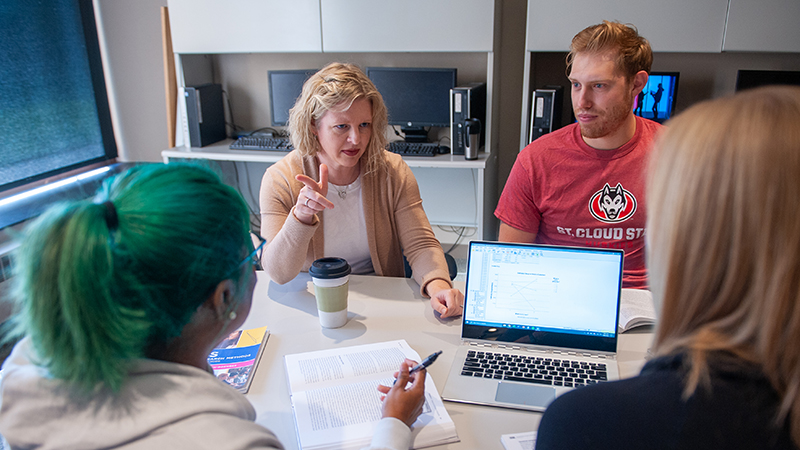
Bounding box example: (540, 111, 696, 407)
(238, 233, 266, 271)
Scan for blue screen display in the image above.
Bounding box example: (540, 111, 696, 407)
(634, 72, 679, 123)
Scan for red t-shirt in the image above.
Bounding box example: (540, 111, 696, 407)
(495, 116, 662, 289)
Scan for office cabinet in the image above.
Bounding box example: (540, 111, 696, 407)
(724, 0, 800, 52)
(525, 0, 728, 53)
(167, 0, 322, 53)
(525, 0, 800, 54)
(320, 0, 494, 52)
(168, 0, 494, 54)
(164, 1, 500, 239)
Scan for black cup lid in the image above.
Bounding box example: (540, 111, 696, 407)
(309, 257, 351, 279)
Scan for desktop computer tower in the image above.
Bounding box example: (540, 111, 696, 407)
(450, 82, 486, 155)
(185, 83, 226, 147)
(528, 86, 563, 143)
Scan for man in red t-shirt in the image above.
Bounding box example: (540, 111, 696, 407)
(495, 21, 662, 289)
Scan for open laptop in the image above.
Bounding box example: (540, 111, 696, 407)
(441, 241, 624, 412)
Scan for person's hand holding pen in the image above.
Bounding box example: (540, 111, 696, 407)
(393, 350, 441, 386)
(377, 359, 427, 427)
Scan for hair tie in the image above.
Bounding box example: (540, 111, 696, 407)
(103, 201, 119, 231)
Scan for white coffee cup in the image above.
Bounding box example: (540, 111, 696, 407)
(309, 257, 351, 328)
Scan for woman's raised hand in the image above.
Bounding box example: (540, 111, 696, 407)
(294, 164, 336, 225)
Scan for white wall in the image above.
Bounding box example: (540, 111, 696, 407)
(91, 0, 527, 176)
(95, 0, 170, 162)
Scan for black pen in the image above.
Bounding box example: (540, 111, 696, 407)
(394, 350, 442, 385)
(410, 350, 442, 375)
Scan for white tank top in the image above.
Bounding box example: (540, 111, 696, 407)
(323, 175, 374, 275)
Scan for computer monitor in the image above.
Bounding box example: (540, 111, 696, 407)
(268, 69, 317, 127)
(634, 71, 679, 123)
(736, 70, 800, 91)
(366, 67, 457, 142)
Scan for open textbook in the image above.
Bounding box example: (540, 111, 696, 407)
(619, 289, 657, 332)
(284, 340, 459, 450)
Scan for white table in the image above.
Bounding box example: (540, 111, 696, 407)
(241, 272, 653, 449)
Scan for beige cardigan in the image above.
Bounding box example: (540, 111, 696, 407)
(259, 150, 451, 296)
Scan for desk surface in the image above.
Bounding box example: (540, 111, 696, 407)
(162, 141, 497, 239)
(162, 140, 491, 169)
(240, 272, 653, 450)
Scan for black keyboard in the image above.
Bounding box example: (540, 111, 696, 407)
(386, 141, 441, 157)
(230, 136, 293, 152)
(460, 350, 608, 388)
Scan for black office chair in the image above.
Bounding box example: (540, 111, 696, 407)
(404, 253, 458, 281)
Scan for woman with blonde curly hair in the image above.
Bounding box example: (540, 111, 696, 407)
(260, 62, 463, 318)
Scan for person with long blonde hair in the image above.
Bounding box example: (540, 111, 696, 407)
(535, 86, 800, 449)
(260, 62, 463, 318)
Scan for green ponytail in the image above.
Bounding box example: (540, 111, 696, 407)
(8, 163, 252, 392)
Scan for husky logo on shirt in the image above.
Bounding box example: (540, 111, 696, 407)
(589, 183, 637, 223)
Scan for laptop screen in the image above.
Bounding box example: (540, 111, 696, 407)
(462, 241, 623, 353)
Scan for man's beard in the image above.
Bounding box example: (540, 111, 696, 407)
(576, 93, 633, 140)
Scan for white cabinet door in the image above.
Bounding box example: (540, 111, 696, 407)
(525, 0, 728, 52)
(168, 0, 322, 53)
(321, 0, 494, 52)
(724, 0, 800, 52)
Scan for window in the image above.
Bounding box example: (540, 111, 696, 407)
(0, 0, 117, 193)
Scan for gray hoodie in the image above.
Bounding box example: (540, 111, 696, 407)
(0, 338, 285, 450)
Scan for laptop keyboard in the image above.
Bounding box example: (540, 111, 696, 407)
(461, 350, 608, 388)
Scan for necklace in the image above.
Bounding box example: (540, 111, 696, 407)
(329, 174, 359, 200)
(333, 184, 348, 199)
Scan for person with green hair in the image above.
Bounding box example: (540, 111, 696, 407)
(0, 163, 426, 449)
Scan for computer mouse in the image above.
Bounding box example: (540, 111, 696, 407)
(437, 145, 450, 154)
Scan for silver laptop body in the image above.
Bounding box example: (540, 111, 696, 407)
(441, 241, 624, 412)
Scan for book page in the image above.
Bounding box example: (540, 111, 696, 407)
(285, 340, 459, 450)
(285, 339, 418, 392)
(291, 373, 456, 449)
(618, 289, 656, 332)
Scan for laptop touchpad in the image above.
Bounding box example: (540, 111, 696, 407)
(495, 382, 556, 408)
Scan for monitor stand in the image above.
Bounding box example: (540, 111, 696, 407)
(401, 126, 429, 143)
